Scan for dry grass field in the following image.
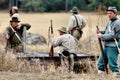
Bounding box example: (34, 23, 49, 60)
(0, 11, 120, 80)
(0, 11, 107, 53)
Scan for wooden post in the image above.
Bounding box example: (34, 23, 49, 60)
(65, 0, 68, 12)
(9, 0, 12, 10)
(23, 26, 27, 54)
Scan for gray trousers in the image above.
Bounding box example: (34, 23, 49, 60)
(59, 53, 74, 72)
(72, 30, 82, 40)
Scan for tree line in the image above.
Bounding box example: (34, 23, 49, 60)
(0, 0, 120, 12)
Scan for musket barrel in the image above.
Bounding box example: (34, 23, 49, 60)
(96, 26, 108, 74)
(51, 20, 53, 34)
(49, 20, 54, 57)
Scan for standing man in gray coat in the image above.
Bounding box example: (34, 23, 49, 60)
(97, 6, 120, 75)
(67, 6, 87, 40)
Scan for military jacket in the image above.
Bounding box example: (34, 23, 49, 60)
(101, 17, 120, 47)
(50, 34, 78, 53)
(67, 14, 87, 32)
(5, 23, 31, 48)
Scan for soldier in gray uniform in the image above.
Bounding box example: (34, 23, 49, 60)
(50, 27, 78, 71)
(97, 6, 120, 75)
(67, 6, 87, 40)
(5, 17, 31, 53)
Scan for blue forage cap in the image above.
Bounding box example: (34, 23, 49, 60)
(107, 6, 117, 13)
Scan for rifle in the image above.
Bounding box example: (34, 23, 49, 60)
(49, 20, 54, 57)
(10, 25, 22, 43)
(96, 26, 108, 74)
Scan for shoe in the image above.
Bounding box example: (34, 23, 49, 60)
(98, 70, 105, 74)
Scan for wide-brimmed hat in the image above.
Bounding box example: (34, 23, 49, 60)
(107, 6, 117, 13)
(57, 27, 67, 33)
(70, 6, 78, 13)
(10, 17, 20, 22)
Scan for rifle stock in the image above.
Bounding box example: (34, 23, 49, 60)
(50, 46, 54, 57)
(49, 20, 54, 57)
(96, 26, 108, 74)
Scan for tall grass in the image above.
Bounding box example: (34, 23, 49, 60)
(0, 12, 119, 79)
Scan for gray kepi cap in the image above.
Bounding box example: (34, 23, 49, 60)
(107, 6, 117, 13)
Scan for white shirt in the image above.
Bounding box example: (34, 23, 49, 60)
(67, 14, 87, 32)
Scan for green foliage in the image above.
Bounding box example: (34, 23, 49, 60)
(0, 0, 8, 9)
(1, 0, 120, 12)
(43, 0, 65, 12)
(104, 0, 120, 10)
(0, 0, 5, 3)
(21, 0, 45, 12)
(117, 0, 120, 10)
(86, 0, 102, 11)
(68, 0, 87, 10)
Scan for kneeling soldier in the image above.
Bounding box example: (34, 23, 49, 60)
(49, 26, 78, 71)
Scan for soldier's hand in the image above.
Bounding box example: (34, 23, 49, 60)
(96, 30, 100, 34)
(16, 23, 21, 29)
(50, 34, 54, 38)
(6, 34, 10, 39)
(97, 33, 102, 38)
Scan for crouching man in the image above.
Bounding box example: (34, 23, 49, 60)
(49, 26, 78, 71)
(5, 17, 31, 53)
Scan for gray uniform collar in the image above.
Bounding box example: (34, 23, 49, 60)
(110, 17, 117, 22)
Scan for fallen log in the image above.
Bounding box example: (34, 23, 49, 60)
(15, 52, 98, 73)
(16, 52, 98, 61)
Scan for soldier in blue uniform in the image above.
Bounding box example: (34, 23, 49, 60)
(97, 6, 120, 75)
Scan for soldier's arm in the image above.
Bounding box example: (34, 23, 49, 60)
(114, 21, 120, 38)
(6, 34, 10, 39)
(67, 16, 74, 32)
(4, 27, 11, 39)
(81, 16, 87, 29)
(21, 23, 31, 30)
(50, 36, 62, 48)
(101, 21, 120, 40)
(101, 28, 115, 41)
(101, 31, 114, 40)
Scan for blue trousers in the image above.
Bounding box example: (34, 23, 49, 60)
(97, 46, 119, 72)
